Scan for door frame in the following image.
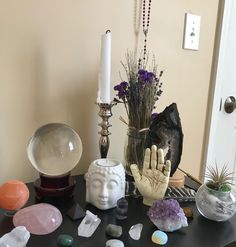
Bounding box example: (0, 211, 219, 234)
(200, 0, 232, 180)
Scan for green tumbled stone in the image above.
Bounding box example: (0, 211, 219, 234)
(105, 224, 122, 238)
(57, 234, 74, 247)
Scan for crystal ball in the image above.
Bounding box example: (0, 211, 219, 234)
(27, 123, 82, 176)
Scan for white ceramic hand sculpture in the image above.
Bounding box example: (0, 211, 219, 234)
(130, 145, 171, 206)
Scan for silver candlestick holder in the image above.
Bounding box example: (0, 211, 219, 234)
(97, 102, 117, 158)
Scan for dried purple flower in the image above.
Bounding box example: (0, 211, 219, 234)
(120, 81, 128, 88)
(138, 69, 155, 83)
(114, 81, 128, 98)
(113, 52, 163, 130)
(151, 113, 158, 121)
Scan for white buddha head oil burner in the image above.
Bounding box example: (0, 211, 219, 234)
(85, 159, 125, 210)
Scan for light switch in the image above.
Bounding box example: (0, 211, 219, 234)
(183, 13, 201, 50)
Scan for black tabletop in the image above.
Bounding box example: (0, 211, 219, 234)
(1, 175, 236, 247)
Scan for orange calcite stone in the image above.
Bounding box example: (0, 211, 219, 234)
(0, 180, 29, 211)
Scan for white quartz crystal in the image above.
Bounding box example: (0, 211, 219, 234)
(78, 210, 101, 237)
(0, 226, 30, 247)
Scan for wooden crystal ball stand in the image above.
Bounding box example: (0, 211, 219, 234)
(34, 173, 76, 200)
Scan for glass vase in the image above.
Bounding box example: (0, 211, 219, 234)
(195, 183, 236, 221)
(124, 128, 148, 176)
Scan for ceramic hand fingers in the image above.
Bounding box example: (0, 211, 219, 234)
(142, 147, 151, 173)
(157, 148, 165, 171)
(150, 145, 157, 169)
(163, 160, 171, 177)
(130, 164, 142, 183)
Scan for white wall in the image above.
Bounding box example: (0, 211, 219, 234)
(0, 0, 219, 183)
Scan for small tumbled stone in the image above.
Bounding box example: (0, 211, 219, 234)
(105, 224, 122, 238)
(57, 234, 74, 247)
(129, 223, 143, 240)
(106, 239, 124, 247)
(183, 207, 193, 218)
(152, 230, 168, 245)
(13, 203, 62, 235)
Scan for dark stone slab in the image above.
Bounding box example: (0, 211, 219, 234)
(147, 103, 184, 176)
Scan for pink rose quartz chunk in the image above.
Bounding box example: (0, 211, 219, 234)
(13, 203, 62, 235)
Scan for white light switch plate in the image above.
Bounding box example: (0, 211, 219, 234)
(183, 13, 201, 50)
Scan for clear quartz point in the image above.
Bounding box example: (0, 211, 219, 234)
(0, 226, 30, 247)
(128, 223, 143, 240)
(78, 210, 101, 237)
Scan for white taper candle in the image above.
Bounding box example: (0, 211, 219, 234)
(97, 30, 111, 104)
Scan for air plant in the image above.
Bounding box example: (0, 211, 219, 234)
(205, 164, 235, 192)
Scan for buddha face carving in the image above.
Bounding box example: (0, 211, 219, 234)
(85, 159, 125, 210)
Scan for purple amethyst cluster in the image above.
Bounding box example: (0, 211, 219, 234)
(147, 199, 188, 232)
(147, 199, 184, 221)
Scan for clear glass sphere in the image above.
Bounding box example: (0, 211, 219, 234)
(27, 123, 82, 176)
